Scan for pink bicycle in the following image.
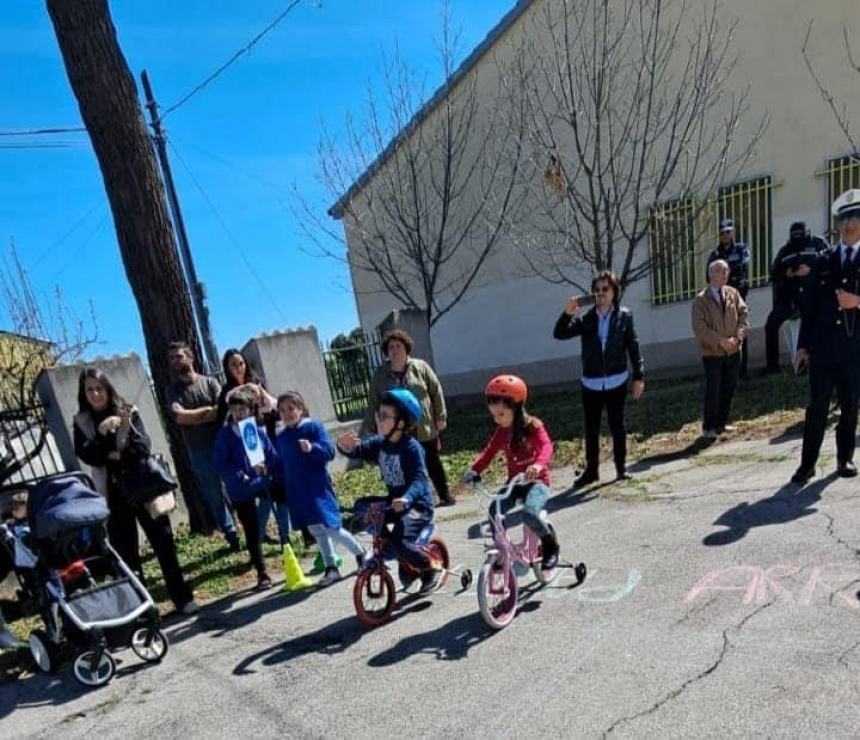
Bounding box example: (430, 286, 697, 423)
(472, 473, 586, 629)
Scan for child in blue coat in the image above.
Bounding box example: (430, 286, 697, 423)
(275, 391, 367, 586)
(212, 388, 279, 591)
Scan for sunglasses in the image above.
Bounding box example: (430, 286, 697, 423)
(592, 286, 612, 294)
(375, 411, 398, 422)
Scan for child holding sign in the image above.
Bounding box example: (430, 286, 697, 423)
(213, 388, 279, 591)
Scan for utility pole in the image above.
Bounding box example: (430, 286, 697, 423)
(140, 69, 220, 376)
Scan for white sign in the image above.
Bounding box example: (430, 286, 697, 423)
(238, 417, 265, 467)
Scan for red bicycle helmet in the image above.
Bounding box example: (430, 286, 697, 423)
(485, 375, 528, 404)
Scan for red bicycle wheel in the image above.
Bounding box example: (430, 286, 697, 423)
(426, 537, 450, 590)
(353, 567, 396, 628)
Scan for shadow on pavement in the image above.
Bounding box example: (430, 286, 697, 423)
(232, 594, 432, 676)
(702, 474, 837, 546)
(367, 611, 496, 666)
(768, 419, 805, 444)
(629, 436, 716, 472)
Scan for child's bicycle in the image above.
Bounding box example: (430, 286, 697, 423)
(349, 500, 472, 628)
(469, 473, 586, 630)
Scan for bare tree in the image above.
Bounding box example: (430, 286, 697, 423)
(47, 0, 213, 532)
(802, 22, 859, 156)
(296, 3, 528, 329)
(508, 0, 766, 292)
(0, 242, 97, 482)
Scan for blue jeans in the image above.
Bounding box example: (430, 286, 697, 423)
(187, 446, 236, 535)
(490, 482, 551, 539)
(257, 497, 291, 543)
(307, 523, 365, 567)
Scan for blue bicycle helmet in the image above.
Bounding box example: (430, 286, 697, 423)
(380, 388, 422, 426)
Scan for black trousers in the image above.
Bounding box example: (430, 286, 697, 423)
(800, 354, 860, 469)
(702, 354, 740, 431)
(107, 486, 192, 609)
(234, 499, 267, 576)
(420, 438, 451, 501)
(765, 302, 793, 370)
(581, 383, 628, 474)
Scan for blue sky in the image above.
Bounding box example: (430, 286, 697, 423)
(1, 0, 514, 363)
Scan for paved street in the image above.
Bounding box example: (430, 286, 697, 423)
(4, 429, 860, 738)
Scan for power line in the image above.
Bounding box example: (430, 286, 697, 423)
(0, 142, 84, 149)
(160, 0, 305, 122)
(167, 140, 289, 324)
(0, 126, 86, 136)
(50, 214, 110, 281)
(31, 203, 103, 269)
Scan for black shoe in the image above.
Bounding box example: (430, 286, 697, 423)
(255, 574, 273, 591)
(838, 461, 858, 478)
(573, 470, 599, 490)
(226, 531, 241, 553)
(616, 470, 632, 482)
(437, 496, 456, 508)
(418, 568, 442, 595)
(540, 536, 559, 570)
(791, 466, 815, 485)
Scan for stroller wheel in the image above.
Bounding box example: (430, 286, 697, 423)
(28, 629, 57, 673)
(131, 628, 169, 663)
(72, 649, 115, 687)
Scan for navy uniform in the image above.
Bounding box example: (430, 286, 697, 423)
(764, 222, 829, 372)
(706, 219, 751, 376)
(792, 190, 860, 483)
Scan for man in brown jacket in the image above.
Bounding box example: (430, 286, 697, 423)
(692, 259, 750, 438)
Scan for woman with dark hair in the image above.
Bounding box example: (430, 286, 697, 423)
(73, 368, 197, 615)
(363, 329, 454, 506)
(553, 270, 645, 488)
(216, 349, 285, 545)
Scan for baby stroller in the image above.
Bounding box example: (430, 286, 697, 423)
(0, 472, 168, 687)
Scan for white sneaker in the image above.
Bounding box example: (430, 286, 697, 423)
(180, 600, 200, 615)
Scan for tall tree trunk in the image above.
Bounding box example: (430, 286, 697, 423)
(47, 0, 212, 533)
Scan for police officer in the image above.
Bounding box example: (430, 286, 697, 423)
(764, 222, 828, 373)
(707, 219, 751, 378)
(791, 189, 860, 484)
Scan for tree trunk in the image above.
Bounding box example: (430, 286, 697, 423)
(46, 0, 213, 533)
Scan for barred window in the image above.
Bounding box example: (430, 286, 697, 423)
(649, 198, 700, 305)
(717, 175, 774, 289)
(649, 175, 774, 304)
(823, 154, 860, 229)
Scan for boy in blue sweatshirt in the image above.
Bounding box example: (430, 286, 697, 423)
(212, 388, 279, 591)
(337, 388, 442, 594)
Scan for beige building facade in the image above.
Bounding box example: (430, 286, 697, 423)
(334, 0, 860, 395)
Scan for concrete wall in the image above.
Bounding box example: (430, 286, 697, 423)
(35, 354, 186, 520)
(242, 327, 337, 425)
(342, 0, 860, 396)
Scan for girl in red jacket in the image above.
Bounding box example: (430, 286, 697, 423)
(462, 375, 559, 569)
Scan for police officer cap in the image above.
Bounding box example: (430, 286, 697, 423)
(789, 221, 806, 235)
(719, 218, 735, 233)
(831, 189, 860, 221)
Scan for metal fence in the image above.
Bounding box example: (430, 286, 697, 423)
(321, 330, 385, 421)
(0, 402, 66, 484)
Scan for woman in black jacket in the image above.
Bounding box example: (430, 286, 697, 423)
(73, 368, 197, 615)
(553, 270, 645, 488)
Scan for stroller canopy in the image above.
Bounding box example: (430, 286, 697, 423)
(28, 475, 109, 541)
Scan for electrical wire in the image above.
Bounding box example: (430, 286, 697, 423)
(159, 0, 305, 122)
(31, 203, 103, 269)
(0, 126, 86, 136)
(166, 140, 289, 324)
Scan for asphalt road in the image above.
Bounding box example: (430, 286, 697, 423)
(4, 429, 860, 738)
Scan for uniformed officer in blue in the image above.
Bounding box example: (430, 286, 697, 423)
(764, 221, 829, 374)
(792, 189, 860, 484)
(707, 219, 752, 377)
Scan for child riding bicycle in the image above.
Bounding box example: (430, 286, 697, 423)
(461, 375, 559, 570)
(337, 388, 443, 595)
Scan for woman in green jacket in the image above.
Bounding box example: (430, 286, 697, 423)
(363, 330, 455, 506)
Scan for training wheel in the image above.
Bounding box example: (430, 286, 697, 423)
(460, 569, 473, 590)
(575, 562, 587, 584)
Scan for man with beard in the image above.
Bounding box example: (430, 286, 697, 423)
(165, 341, 239, 549)
(764, 222, 828, 374)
